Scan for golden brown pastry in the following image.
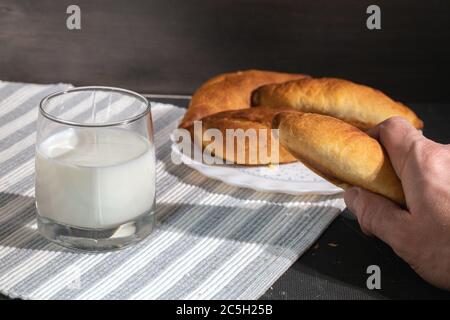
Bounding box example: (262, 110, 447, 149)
(187, 107, 299, 165)
(253, 77, 423, 130)
(272, 112, 406, 205)
(179, 70, 308, 129)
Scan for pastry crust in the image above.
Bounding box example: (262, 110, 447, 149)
(273, 112, 406, 205)
(253, 77, 423, 130)
(179, 70, 308, 129)
(186, 107, 298, 165)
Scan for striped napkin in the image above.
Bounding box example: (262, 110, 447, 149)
(0, 81, 345, 300)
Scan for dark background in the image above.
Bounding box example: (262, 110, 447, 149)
(0, 0, 450, 102)
(1, 0, 450, 300)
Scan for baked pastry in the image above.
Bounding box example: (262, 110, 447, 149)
(186, 106, 299, 165)
(179, 70, 308, 129)
(273, 111, 406, 205)
(253, 77, 423, 130)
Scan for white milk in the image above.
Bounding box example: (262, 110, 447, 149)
(35, 127, 155, 229)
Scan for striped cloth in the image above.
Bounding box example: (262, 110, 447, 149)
(0, 81, 345, 300)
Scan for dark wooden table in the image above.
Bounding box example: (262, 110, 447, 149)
(1, 100, 449, 300)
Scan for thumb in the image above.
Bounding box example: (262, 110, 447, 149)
(366, 117, 424, 181)
(344, 187, 411, 250)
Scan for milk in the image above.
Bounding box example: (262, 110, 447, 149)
(35, 127, 155, 229)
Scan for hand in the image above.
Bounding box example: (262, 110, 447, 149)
(344, 117, 450, 290)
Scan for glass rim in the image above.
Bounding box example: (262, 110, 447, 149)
(39, 86, 150, 127)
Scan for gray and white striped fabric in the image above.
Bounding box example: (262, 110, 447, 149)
(0, 81, 345, 300)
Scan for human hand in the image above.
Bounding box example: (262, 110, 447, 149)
(344, 117, 450, 290)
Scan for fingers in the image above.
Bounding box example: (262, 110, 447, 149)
(371, 117, 424, 180)
(365, 125, 380, 140)
(344, 187, 411, 250)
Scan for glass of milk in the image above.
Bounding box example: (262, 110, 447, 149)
(35, 87, 155, 251)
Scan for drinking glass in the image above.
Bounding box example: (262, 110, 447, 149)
(36, 86, 155, 251)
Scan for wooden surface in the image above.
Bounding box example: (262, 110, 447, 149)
(0, 0, 449, 102)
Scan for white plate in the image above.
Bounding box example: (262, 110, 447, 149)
(170, 134, 343, 196)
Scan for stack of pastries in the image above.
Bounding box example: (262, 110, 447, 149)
(179, 70, 423, 205)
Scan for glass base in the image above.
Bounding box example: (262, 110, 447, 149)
(37, 212, 154, 252)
